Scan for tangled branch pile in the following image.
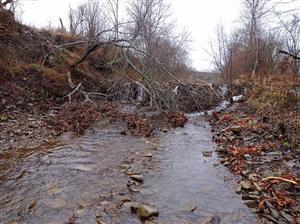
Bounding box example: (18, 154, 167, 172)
(120, 111, 188, 136)
(49, 101, 189, 137)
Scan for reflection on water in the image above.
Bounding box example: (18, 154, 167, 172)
(0, 116, 256, 224)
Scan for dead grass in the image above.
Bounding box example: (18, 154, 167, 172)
(248, 75, 300, 113)
(237, 74, 300, 146)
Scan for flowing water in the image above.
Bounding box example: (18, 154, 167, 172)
(0, 114, 257, 224)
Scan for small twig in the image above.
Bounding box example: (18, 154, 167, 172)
(65, 83, 82, 103)
(261, 176, 298, 185)
(64, 83, 92, 103)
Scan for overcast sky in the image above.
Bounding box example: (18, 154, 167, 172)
(19, 0, 241, 71)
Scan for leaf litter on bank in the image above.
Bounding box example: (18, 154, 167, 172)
(209, 102, 300, 222)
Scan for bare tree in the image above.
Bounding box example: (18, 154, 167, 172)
(106, 0, 121, 38)
(241, 0, 271, 77)
(210, 24, 229, 75)
(241, 0, 269, 46)
(210, 24, 259, 100)
(125, 0, 190, 76)
(0, 0, 13, 9)
(277, 13, 300, 75)
(127, 0, 173, 53)
(68, 1, 108, 43)
(0, 0, 19, 15)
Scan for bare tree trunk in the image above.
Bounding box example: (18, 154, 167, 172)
(59, 18, 66, 32)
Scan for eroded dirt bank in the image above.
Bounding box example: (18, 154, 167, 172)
(0, 114, 258, 224)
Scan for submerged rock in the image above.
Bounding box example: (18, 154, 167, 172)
(129, 174, 144, 183)
(199, 215, 221, 224)
(144, 221, 156, 224)
(126, 169, 141, 175)
(136, 204, 159, 219)
(243, 200, 257, 208)
(202, 150, 213, 157)
(124, 201, 139, 211)
(145, 153, 153, 158)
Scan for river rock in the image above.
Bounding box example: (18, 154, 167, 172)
(280, 211, 294, 223)
(248, 173, 259, 181)
(265, 201, 279, 219)
(294, 185, 300, 191)
(216, 146, 226, 152)
(253, 182, 262, 192)
(262, 214, 279, 223)
(130, 187, 140, 193)
(202, 150, 213, 157)
(242, 193, 259, 200)
(241, 169, 251, 177)
(243, 154, 252, 161)
(199, 215, 221, 224)
(230, 126, 243, 135)
(232, 95, 244, 102)
(266, 151, 282, 158)
(184, 204, 198, 212)
(145, 221, 156, 224)
(239, 180, 252, 190)
(121, 197, 131, 203)
(129, 174, 144, 183)
(124, 202, 139, 211)
(126, 169, 141, 175)
(136, 204, 159, 219)
(243, 200, 257, 208)
(145, 153, 153, 158)
(229, 135, 236, 142)
(162, 128, 171, 133)
(235, 185, 242, 194)
(120, 164, 131, 170)
(223, 161, 231, 166)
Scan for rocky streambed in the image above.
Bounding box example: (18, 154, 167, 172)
(209, 102, 300, 223)
(0, 111, 260, 224)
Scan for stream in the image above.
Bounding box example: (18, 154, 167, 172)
(0, 113, 257, 223)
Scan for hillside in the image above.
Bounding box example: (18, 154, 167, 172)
(0, 8, 221, 149)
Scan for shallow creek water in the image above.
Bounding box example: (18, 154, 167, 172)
(0, 115, 257, 224)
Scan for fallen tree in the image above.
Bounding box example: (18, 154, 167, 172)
(42, 36, 221, 112)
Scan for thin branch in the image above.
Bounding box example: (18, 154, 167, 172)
(261, 176, 298, 185)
